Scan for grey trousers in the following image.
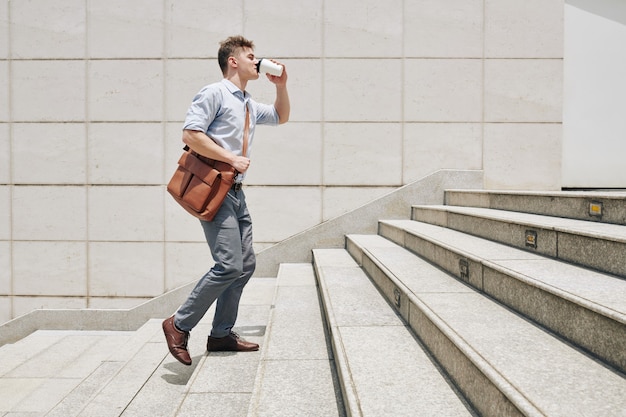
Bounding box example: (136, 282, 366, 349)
(174, 188, 256, 338)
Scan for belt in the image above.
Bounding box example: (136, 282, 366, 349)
(232, 182, 243, 192)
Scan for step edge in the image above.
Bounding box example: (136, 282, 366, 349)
(380, 219, 626, 322)
(484, 260, 626, 323)
(312, 251, 364, 417)
(444, 189, 626, 199)
(349, 242, 544, 417)
(246, 268, 282, 417)
(411, 205, 626, 243)
(378, 220, 626, 373)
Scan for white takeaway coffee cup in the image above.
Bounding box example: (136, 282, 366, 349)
(256, 58, 283, 76)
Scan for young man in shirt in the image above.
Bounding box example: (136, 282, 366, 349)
(163, 35, 289, 366)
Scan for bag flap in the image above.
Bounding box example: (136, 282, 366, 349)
(178, 152, 220, 185)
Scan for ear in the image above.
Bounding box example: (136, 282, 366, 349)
(228, 56, 237, 69)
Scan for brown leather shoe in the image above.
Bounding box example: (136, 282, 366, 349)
(162, 316, 192, 366)
(207, 332, 259, 352)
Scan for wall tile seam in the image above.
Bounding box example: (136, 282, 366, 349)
(401, 0, 406, 189)
(10, 120, 170, 123)
(319, 0, 327, 218)
(6, 0, 14, 322)
(0, 120, 530, 124)
(4, 57, 346, 62)
(483, 57, 564, 60)
(318, 57, 563, 60)
(9, 239, 167, 243)
(483, 122, 563, 125)
(5, 295, 152, 299)
(7, 120, 524, 124)
(160, 0, 168, 299)
(4, 184, 406, 188)
(322, 121, 562, 124)
(9, 184, 166, 186)
(245, 185, 403, 189)
(5, 58, 165, 62)
(84, 0, 92, 308)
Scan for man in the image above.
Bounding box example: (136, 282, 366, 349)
(163, 35, 289, 366)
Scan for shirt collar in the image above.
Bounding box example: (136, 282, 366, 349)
(221, 79, 250, 100)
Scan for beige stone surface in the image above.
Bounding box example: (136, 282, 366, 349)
(404, 59, 483, 122)
(0, 61, 7, 121)
(1, 0, 564, 319)
(484, 123, 562, 190)
(405, 0, 483, 58)
(11, 0, 86, 59)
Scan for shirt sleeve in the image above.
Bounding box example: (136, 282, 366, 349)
(183, 85, 221, 132)
(253, 101, 279, 126)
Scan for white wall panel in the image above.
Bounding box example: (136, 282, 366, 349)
(485, 0, 564, 58)
(323, 123, 402, 186)
(88, 242, 163, 297)
(0, 0, 568, 318)
(88, 60, 163, 122)
(484, 123, 562, 190)
(88, 0, 163, 59)
(12, 186, 87, 241)
(12, 61, 86, 122)
(13, 123, 86, 184)
(325, 0, 402, 57)
(563, 0, 626, 188)
(88, 186, 163, 241)
(0, 61, 8, 121)
(165, 0, 243, 58)
(0, 187, 8, 240)
(0, 124, 8, 182)
(11, 0, 85, 59)
(404, 59, 483, 122)
(0, 241, 9, 294)
(485, 59, 563, 122)
(324, 59, 402, 122)
(405, 0, 483, 58)
(404, 123, 482, 183)
(246, 0, 322, 57)
(0, 0, 7, 59)
(88, 123, 163, 184)
(13, 241, 87, 296)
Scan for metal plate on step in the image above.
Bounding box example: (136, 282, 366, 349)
(393, 288, 401, 308)
(525, 230, 538, 249)
(589, 200, 603, 218)
(459, 258, 469, 281)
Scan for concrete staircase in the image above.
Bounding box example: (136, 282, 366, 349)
(314, 189, 626, 417)
(1, 190, 625, 416)
(0, 270, 343, 417)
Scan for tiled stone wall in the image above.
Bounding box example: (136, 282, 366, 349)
(0, 0, 563, 321)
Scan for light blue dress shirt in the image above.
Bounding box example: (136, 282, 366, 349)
(183, 79, 279, 161)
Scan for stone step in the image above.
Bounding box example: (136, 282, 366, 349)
(378, 219, 626, 373)
(346, 233, 626, 417)
(67, 320, 170, 417)
(0, 330, 69, 377)
(168, 277, 275, 417)
(444, 189, 626, 225)
(313, 248, 476, 417)
(0, 277, 277, 417)
(247, 263, 344, 417)
(411, 204, 626, 278)
(0, 329, 134, 415)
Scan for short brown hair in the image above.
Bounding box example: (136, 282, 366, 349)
(218, 35, 255, 75)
